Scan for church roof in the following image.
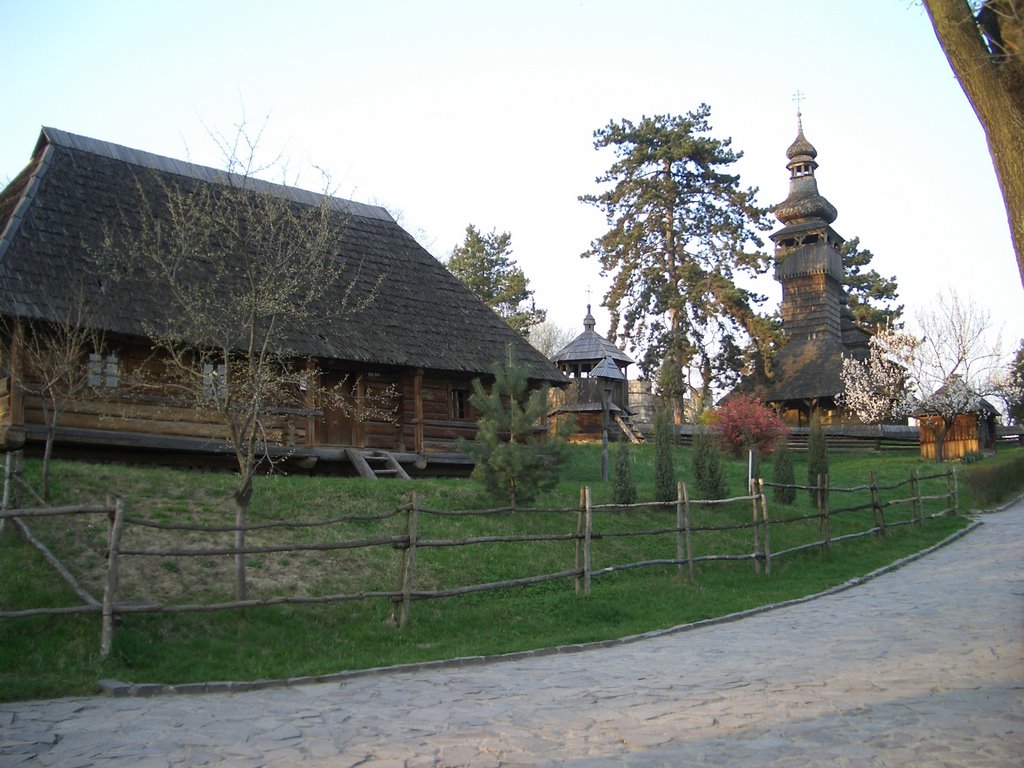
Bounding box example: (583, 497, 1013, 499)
(732, 337, 849, 404)
(550, 305, 634, 367)
(0, 127, 565, 384)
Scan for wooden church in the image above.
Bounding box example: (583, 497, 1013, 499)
(733, 115, 872, 426)
(547, 306, 644, 442)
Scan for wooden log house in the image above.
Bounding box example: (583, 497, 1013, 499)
(0, 128, 565, 474)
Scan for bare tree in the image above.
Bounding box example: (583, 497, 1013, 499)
(4, 283, 103, 499)
(922, 0, 1024, 289)
(911, 288, 1004, 395)
(529, 319, 576, 359)
(102, 122, 392, 600)
(910, 289, 1005, 459)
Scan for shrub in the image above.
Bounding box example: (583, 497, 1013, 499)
(691, 426, 727, 500)
(653, 409, 677, 502)
(961, 451, 1024, 508)
(711, 395, 788, 458)
(771, 440, 796, 504)
(960, 451, 984, 464)
(806, 415, 829, 508)
(612, 441, 637, 505)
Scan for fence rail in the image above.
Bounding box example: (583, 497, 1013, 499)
(0, 466, 959, 659)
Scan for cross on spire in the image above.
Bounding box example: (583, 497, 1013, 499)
(792, 89, 805, 130)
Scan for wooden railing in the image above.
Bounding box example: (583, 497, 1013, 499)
(0, 468, 959, 659)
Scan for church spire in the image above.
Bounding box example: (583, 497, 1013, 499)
(775, 112, 837, 227)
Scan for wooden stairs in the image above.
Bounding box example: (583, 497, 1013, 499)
(615, 414, 646, 444)
(344, 448, 412, 480)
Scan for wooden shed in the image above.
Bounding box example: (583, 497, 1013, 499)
(917, 397, 999, 461)
(0, 128, 565, 474)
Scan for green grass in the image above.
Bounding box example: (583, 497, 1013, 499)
(2, 443, 1020, 702)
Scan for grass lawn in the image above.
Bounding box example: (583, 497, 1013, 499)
(2, 443, 1020, 702)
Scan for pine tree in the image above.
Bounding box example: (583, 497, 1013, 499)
(580, 106, 776, 396)
(460, 348, 568, 507)
(806, 416, 830, 508)
(841, 237, 902, 329)
(771, 440, 796, 505)
(612, 441, 637, 505)
(691, 426, 727, 500)
(653, 409, 677, 502)
(447, 225, 546, 336)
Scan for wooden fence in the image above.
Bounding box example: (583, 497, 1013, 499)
(0, 468, 959, 659)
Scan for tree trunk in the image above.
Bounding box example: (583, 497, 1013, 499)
(923, 0, 1024, 290)
(233, 477, 253, 601)
(42, 424, 55, 501)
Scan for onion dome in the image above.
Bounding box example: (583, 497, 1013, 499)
(774, 114, 837, 226)
(786, 125, 817, 163)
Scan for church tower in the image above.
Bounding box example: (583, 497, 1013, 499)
(770, 114, 846, 344)
(726, 113, 870, 427)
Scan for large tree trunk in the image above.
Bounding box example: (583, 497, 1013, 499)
(923, 0, 1024, 290)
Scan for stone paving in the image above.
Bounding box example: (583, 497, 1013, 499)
(1, 502, 1022, 767)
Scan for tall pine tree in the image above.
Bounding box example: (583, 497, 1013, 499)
(580, 106, 776, 402)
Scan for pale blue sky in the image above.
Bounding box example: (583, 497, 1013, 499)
(2, 0, 1020, 362)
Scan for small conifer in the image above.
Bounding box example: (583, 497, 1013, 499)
(806, 415, 830, 508)
(653, 409, 677, 502)
(771, 439, 796, 504)
(691, 426, 727, 500)
(612, 440, 637, 505)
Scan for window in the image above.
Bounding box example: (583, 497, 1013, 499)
(88, 352, 119, 389)
(451, 388, 470, 420)
(203, 362, 227, 401)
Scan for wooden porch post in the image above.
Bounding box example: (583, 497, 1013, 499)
(413, 369, 424, 455)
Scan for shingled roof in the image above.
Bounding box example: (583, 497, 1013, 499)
(0, 128, 564, 384)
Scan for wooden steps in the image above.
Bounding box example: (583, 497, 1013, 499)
(614, 413, 646, 444)
(344, 448, 412, 480)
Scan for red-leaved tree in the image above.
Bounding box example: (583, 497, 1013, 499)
(711, 395, 789, 458)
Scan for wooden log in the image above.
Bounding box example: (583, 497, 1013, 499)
(583, 486, 593, 596)
(759, 479, 771, 576)
(675, 481, 685, 580)
(947, 468, 960, 516)
(11, 515, 100, 608)
(682, 481, 694, 583)
(821, 474, 831, 553)
(397, 491, 419, 629)
(751, 477, 761, 575)
(100, 499, 126, 660)
(870, 471, 886, 536)
(574, 487, 585, 594)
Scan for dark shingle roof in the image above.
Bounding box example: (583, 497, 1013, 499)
(732, 337, 848, 404)
(0, 128, 565, 384)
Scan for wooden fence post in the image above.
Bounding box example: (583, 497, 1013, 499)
(681, 482, 694, 583)
(947, 468, 959, 516)
(911, 469, 923, 527)
(820, 474, 831, 553)
(575, 487, 585, 594)
(750, 477, 761, 575)
(583, 486, 593, 596)
(675, 482, 685, 579)
(100, 498, 125, 661)
(869, 471, 886, 536)
(0, 451, 11, 536)
(397, 491, 420, 629)
(758, 479, 771, 576)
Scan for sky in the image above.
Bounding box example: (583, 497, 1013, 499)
(2, 0, 1022, 371)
